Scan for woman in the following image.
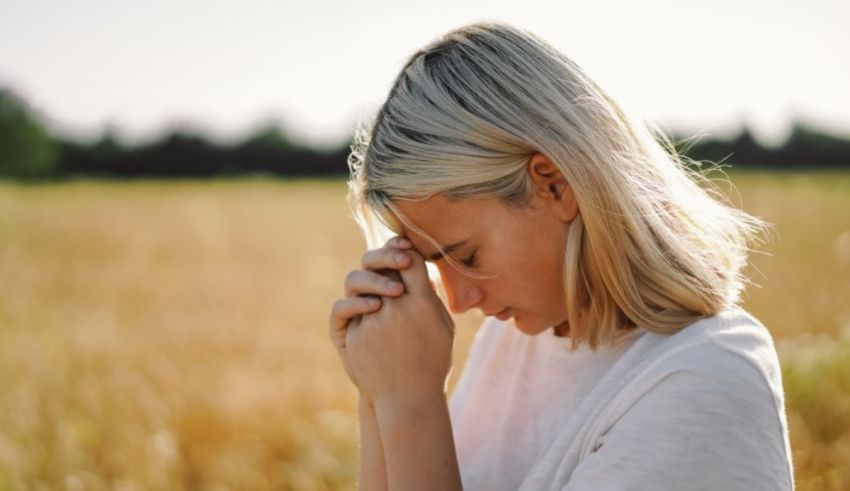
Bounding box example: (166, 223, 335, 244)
(329, 22, 793, 490)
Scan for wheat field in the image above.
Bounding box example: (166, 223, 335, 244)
(0, 172, 848, 490)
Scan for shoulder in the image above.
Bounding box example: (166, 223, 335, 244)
(590, 307, 791, 461)
(632, 306, 784, 395)
(566, 308, 794, 490)
(614, 307, 786, 430)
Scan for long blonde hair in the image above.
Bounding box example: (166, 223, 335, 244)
(346, 21, 769, 350)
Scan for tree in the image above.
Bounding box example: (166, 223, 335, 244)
(0, 87, 58, 178)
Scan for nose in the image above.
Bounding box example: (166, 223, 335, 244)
(438, 265, 484, 314)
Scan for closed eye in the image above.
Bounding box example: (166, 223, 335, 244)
(460, 250, 477, 268)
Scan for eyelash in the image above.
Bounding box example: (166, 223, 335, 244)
(460, 251, 477, 268)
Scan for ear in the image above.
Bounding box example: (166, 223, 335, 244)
(527, 152, 579, 223)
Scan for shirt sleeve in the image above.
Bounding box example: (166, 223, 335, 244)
(563, 345, 794, 491)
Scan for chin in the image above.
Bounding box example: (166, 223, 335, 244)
(511, 315, 552, 336)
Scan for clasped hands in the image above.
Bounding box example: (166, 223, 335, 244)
(329, 236, 456, 411)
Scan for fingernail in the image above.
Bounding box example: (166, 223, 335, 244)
(367, 297, 380, 307)
(388, 281, 403, 292)
(394, 252, 407, 264)
(396, 237, 412, 247)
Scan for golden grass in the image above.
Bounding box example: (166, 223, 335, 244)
(0, 172, 847, 490)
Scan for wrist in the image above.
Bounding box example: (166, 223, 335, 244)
(372, 388, 447, 424)
(358, 394, 376, 412)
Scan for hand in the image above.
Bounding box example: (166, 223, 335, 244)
(329, 236, 416, 390)
(344, 246, 456, 409)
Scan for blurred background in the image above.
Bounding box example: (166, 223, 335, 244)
(1, 0, 848, 490)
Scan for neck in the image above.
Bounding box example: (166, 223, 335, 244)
(552, 320, 570, 337)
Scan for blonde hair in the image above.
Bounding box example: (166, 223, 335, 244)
(346, 21, 769, 350)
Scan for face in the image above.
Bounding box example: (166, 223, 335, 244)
(392, 155, 579, 335)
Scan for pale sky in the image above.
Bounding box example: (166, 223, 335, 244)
(1, 0, 848, 149)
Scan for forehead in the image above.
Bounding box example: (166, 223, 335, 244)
(392, 195, 501, 254)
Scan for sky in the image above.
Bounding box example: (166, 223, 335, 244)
(1, 0, 848, 149)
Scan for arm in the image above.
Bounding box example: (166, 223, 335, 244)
(374, 392, 463, 491)
(327, 236, 417, 490)
(342, 245, 461, 490)
(358, 397, 389, 491)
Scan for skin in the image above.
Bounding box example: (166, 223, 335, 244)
(392, 159, 579, 336)
(328, 153, 579, 489)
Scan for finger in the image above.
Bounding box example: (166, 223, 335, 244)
(385, 235, 415, 250)
(344, 269, 405, 298)
(329, 296, 382, 349)
(373, 267, 403, 284)
(361, 247, 411, 272)
(395, 249, 434, 296)
(358, 235, 415, 271)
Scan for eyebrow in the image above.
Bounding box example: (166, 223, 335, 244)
(428, 239, 469, 262)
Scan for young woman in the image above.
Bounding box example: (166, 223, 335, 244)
(329, 22, 794, 490)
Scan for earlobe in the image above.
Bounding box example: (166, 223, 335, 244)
(558, 183, 579, 223)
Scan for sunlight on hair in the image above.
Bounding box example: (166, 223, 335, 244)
(347, 21, 773, 350)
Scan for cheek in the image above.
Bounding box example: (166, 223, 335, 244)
(505, 235, 566, 302)
(484, 217, 566, 303)
(485, 252, 552, 301)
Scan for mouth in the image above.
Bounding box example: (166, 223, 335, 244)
(492, 307, 511, 321)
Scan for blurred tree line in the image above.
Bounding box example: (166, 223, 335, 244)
(2, 86, 850, 180)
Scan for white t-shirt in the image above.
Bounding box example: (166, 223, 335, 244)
(448, 307, 794, 490)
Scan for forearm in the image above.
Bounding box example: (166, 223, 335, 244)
(358, 397, 389, 491)
(374, 393, 463, 491)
